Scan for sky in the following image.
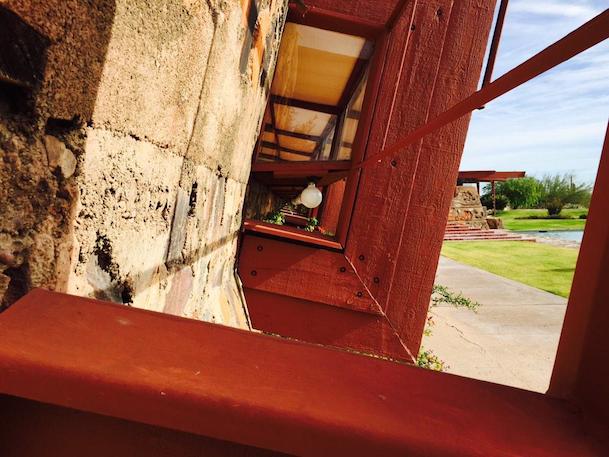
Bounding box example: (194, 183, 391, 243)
(461, 0, 609, 185)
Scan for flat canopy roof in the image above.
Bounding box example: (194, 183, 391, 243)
(458, 170, 526, 183)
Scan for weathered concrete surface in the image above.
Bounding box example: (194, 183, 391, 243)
(422, 257, 567, 393)
(0, 0, 288, 328)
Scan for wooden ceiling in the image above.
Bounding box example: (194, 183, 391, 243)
(257, 22, 372, 165)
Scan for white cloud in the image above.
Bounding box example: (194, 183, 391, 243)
(509, 2, 597, 19)
(460, 0, 609, 185)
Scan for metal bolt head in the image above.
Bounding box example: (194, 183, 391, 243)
(373, 277, 380, 284)
(356, 291, 363, 298)
(390, 160, 398, 167)
(358, 254, 365, 261)
(257, 245, 263, 252)
(339, 266, 347, 273)
(251, 270, 257, 276)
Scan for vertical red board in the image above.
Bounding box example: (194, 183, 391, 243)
(383, 0, 497, 355)
(345, 0, 497, 355)
(550, 123, 609, 428)
(345, 1, 454, 308)
(320, 179, 346, 234)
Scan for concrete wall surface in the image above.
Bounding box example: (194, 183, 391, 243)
(0, 0, 288, 328)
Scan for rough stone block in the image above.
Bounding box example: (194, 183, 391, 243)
(164, 266, 193, 317)
(44, 135, 77, 178)
(91, 0, 215, 151)
(166, 188, 190, 265)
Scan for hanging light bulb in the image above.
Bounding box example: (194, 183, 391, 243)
(293, 182, 322, 209)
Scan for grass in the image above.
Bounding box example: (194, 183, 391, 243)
(441, 241, 579, 298)
(496, 208, 587, 231)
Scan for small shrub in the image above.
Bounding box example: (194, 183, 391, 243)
(480, 193, 509, 211)
(264, 211, 285, 225)
(579, 214, 588, 220)
(417, 285, 481, 372)
(304, 217, 319, 232)
(539, 174, 591, 215)
(431, 284, 481, 312)
(416, 349, 447, 371)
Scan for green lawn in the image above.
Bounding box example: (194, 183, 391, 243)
(496, 208, 587, 231)
(441, 241, 579, 297)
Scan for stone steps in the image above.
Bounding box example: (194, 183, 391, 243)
(444, 225, 536, 242)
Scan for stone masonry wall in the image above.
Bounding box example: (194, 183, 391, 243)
(447, 186, 489, 229)
(0, 0, 287, 328)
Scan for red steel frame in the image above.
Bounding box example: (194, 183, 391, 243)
(2, 2, 609, 455)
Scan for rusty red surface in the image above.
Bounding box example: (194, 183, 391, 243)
(1, 289, 607, 456)
(244, 287, 411, 361)
(240, 234, 381, 314)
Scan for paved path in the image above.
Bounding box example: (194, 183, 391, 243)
(421, 257, 567, 393)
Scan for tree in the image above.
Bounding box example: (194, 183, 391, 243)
(480, 193, 508, 211)
(539, 174, 591, 216)
(482, 177, 542, 209)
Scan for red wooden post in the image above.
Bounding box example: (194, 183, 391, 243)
(549, 123, 609, 427)
(346, 0, 496, 355)
(481, 0, 510, 88)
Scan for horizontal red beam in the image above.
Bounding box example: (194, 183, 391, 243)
(357, 9, 609, 170)
(251, 160, 351, 174)
(243, 219, 343, 250)
(244, 288, 410, 361)
(0, 290, 606, 456)
(287, 4, 385, 40)
(458, 170, 526, 182)
(271, 95, 339, 115)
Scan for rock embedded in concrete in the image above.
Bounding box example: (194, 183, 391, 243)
(166, 188, 190, 265)
(44, 135, 77, 178)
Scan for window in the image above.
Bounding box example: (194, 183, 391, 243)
(255, 22, 374, 163)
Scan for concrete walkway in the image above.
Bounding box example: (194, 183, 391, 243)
(421, 257, 567, 393)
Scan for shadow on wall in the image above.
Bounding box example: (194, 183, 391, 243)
(0, 0, 116, 309)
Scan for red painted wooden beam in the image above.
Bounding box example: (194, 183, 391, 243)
(0, 289, 607, 456)
(243, 219, 343, 250)
(457, 170, 526, 182)
(481, 0, 510, 88)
